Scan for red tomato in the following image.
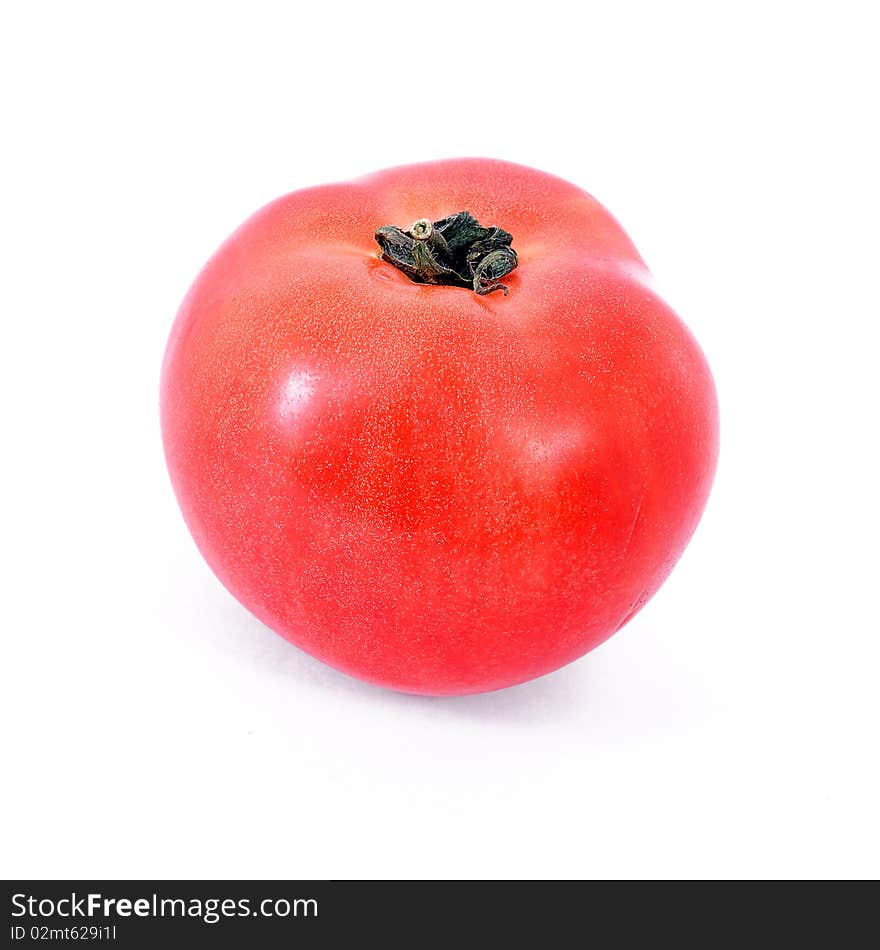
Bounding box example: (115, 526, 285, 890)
(161, 159, 718, 695)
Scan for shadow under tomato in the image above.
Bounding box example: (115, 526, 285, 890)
(174, 568, 711, 735)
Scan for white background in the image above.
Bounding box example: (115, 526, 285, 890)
(2, 1, 878, 879)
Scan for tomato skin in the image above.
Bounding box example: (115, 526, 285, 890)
(161, 158, 718, 695)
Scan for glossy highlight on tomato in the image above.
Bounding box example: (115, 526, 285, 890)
(161, 158, 718, 695)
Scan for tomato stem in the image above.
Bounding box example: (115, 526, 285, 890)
(375, 211, 518, 296)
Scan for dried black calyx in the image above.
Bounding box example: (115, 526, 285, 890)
(375, 211, 518, 296)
